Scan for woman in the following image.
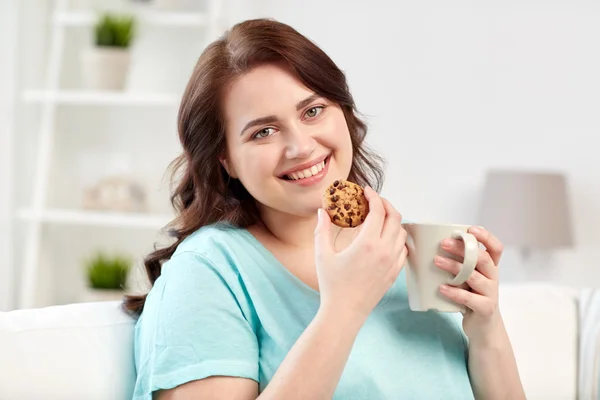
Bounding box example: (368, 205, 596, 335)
(124, 18, 525, 400)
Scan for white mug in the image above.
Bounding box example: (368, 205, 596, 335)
(402, 223, 479, 313)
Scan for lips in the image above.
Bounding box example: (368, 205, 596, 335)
(279, 155, 330, 181)
(285, 159, 326, 180)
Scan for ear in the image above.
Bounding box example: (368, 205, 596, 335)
(219, 156, 238, 179)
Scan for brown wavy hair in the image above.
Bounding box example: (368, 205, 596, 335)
(122, 18, 385, 317)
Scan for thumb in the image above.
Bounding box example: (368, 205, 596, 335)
(314, 208, 334, 259)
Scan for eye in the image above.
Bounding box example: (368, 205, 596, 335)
(304, 106, 324, 119)
(252, 127, 275, 140)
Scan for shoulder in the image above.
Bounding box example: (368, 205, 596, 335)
(174, 223, 247, 259)
(137, 223, 257, 328)
(165, 223, 249, 277)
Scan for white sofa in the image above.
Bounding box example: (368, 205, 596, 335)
(0, 283, 580, 400)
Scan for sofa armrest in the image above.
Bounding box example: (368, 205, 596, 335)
(499, 283, 578, 400)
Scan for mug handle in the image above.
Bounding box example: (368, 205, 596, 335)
(446, 230, 479, 286)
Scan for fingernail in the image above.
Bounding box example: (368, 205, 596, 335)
(470, 226, 482, 234)
(317, 208, 323, 223)
(434, 256, 446, 266)
(440, 284, 449, 292)
(441, 238, 453, 248)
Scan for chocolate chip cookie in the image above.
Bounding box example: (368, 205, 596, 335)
(322, 180, 369, 228)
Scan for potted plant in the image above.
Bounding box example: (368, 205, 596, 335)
(80, 13, 136, 90)
(82, 251, 132, 302)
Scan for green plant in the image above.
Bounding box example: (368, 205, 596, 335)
(94, 13, 135, 48)
(85, 251, 132, 290)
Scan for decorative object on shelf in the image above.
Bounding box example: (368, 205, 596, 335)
(81, 175, 147, 213)
(82, 175, 147, 213)
(80, 13, 136, 91)
(82, 251, 132, 302)
(478, 169, 574, 260)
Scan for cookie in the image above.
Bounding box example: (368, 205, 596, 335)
(322, 180, 369, 228)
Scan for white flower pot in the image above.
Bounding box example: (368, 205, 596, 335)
(80, 47, 131, 91)
(81, 287, 125, 303)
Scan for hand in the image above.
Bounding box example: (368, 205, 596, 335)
(314, 186, 408, 324)
(434, 226, 504, 345)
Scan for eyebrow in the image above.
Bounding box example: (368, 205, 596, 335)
(239, 94, 322, 136)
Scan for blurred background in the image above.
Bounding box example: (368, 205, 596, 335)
(1, 0, 598, 311)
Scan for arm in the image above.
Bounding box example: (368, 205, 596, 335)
(259, 306, 362, 399)
(436, 226, 526, 400)
(156, 306, 363, 400)
(467, 319, 526, 400)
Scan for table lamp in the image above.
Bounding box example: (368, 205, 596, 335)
(478, 169, 574, 259)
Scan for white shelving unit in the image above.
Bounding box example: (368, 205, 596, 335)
(15, 0, 225, 309)
(17, 208, 172, 229)
(54, 10, 211, 27)
(22, 90, 181, 106)
(0, 0, 19, 311)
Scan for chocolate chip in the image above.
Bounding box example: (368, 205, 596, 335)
(333, 180, 339, 187)
(340, 212, 345, 217)
(333, 215, 340, 221)
(357, 211, 361, 216)
(346, 218, 353, 226)
(328, 204, 336, 210)
(344, 203, 351, 210)
(331, 195, 339, 202)
(329, 188, 336, 195)
(348, 211, 355, 217)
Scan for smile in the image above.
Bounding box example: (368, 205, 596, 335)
(279, 155, 331, 187)
(284, 158, 327, 180)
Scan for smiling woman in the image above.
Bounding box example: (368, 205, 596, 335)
(122, 17, 523, 400)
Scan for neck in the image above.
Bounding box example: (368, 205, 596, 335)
(257, 205, 341, 250)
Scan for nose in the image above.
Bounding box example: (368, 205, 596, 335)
(284, 125, 317, 159)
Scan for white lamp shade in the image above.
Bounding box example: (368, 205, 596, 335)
(478, 170, 573, 249)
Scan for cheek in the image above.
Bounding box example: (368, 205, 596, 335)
(233, 147, 278, 185)
(326, 114, 353, 159)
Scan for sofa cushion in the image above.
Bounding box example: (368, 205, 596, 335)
(0, 300, 135, 400)
(499, 283, 579, 400)
(0, 285, 580, 400)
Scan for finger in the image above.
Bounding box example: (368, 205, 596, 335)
(314, 208, 334, 259)
(434, 256, 494, 296)
(357, 186, 385, 239)
(380, 198, 403, 243)
(394, 226, 408, 258)
(439, 285, 497, 318)
(474, 250, 497, 281)
(469, 226, 504, 265)
(386, 245, 407, 283)
(436, 245, 498, 281)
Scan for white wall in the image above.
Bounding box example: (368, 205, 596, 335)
(0, 0, 18, 310)
(3, 0, 600, 310)
(241, 0, 600, 287)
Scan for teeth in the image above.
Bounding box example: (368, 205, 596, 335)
(286, 160, 326, 180)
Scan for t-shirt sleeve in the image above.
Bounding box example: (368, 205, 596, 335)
(133, 250, 259, 398)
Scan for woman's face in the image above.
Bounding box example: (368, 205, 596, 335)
(222, 63, 353, 218)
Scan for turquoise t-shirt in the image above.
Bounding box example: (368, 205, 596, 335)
(132, 223, 474, 399)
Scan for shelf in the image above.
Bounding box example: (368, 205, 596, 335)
(22, 90, 180, 106)
(53, 10, 210, 27)
(17, 208, 173, 229)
